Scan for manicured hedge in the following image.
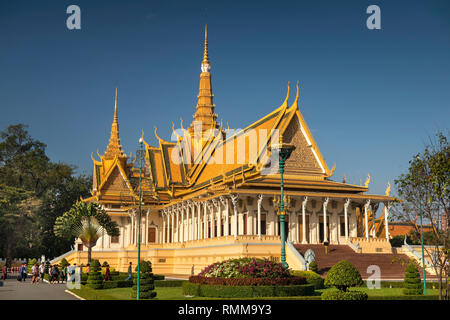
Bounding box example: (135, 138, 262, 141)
(131, 261, 157, 299)
(363, 281, 439, 289)
(182, 282, 315, 298)
(188, 275, 306, 286)
(321, 289, 368, 301)
(102, 280, 133, 289)
(86, 260, 103, 290)
(154, 280, 185, 287)
(403, 261, 423, 295)
(324, 260, 363, 292)
(290, 271, 324, 289)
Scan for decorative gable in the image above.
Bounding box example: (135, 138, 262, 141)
(283, 114, 325, 176)
(101, 166, 131, 194)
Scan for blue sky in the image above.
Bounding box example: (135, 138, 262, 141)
(0, 0, 449, 197)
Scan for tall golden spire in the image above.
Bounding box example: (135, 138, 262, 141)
(189, 25, 218, 134)
(202, 24, 210, 65)
(104, 88, 125, 159)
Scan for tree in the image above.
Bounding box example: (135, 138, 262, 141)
(0, 183, 35, 264)
(131, 260, 157, 299)
(54, 201, 120, 263)
(324, 260, 363, 292)
(36, 174, 92, 259)
(0, 124, 91, 260)
(86, 259, 103, 289)
(394, 131, 449, 300)
(403, 260, 423, 295)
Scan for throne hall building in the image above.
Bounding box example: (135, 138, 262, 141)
(56, 27, 417, 278)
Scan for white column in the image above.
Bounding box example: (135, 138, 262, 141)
(323, 198, 329, 243)
(231, 194, 239, 239)
(385, 202, 391, 240)
(162, 212, 166, 244)
(217, 200, 222, 237)
(175, 208, 179, 243)
(166, 212, 170, 243)
(197, 203, 201, 240)
(364, 200, 371, 240)
(257, 195, 263, 239)
(189, 203, 194, 241)
(132, 213, 135, 245)
(344, 199, 351, 241)
(171, 209, 174, 243)
(180, 205, 184, 243)
(185, 204, 190, 241)
(372, 206, 377, 238)
(301, 197, 308, 244)
(224, 197, 229, 237)
(210, 203, 215, 238)
(146, 210, 149, 245)
(204, 202, 208, 239)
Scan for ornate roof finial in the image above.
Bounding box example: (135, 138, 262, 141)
(329, 163, 336, 176)
(202, 24, 209, 65)
(114, 87, 118, 122)
(189, 25, 218, 133)
(103, 88, 125, 160)
(291, 81, 300, 109)
(364, 173, 371, 188)
(280, 82, 290, 109)
(385, 181, 391, 196)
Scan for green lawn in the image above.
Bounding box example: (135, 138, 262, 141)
(69, 285, 440, 300)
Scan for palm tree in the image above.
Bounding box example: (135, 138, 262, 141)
(54, 201, 119, 263)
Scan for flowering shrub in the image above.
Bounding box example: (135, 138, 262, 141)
(198, 258, 290, 279)
(189, 275, 306, 286)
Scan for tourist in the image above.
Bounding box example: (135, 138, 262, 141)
(52, 265, 60, 283)
(104, 264, 111, 281)
(39, 263, 45, 282)
(31, 264, 38, 284)
(2, 265, 7, 281)
(60, 264, 66, 283)
(20, 263, 27, 282)
(48, 264, 52, 282)
(126, 262, 132, 280)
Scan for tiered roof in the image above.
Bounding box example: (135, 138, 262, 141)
(86, 27, 395, 209)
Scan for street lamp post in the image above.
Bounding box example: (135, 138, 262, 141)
(275, 141, 295, 269)
(419, 202, 427, 295)
(137, 138, 144, 300)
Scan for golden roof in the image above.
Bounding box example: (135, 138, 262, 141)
(86, 29, 393, 208)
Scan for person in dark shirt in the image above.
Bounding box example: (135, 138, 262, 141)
(126, 262, 132, 281)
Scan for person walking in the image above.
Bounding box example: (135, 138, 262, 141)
(20, 263, 27, 282)
(2, 265, 7, 281)
(48, 264, 52, 283)
(104, 264, 111, 281)
(51, 265, 59, 284)
(126, 262, 132, 281)
(31, 264, 37, 284)
(39, 263, 45, 283)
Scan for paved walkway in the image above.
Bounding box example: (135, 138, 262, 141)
(0, 277, 79, 300)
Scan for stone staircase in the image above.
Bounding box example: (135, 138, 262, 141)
(294, 244, 432, 280)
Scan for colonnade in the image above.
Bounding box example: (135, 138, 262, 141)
(157, 195, 393, 245)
